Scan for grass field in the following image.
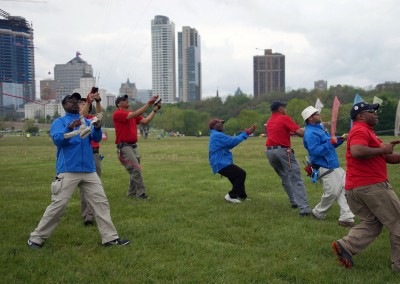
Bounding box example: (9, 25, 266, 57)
(1, 132, 400, 283)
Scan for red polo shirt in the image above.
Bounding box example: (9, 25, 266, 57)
(265, 112, 301, 147)
(86, 114, 100, 149)
(345, 121, 387, 190)
(112, 109, 143, 144)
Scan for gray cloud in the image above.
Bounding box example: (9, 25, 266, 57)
(2, 0, 399, 98)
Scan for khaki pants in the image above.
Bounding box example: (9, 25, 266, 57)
(312, 167, 354, 222)
(80, 152, 101, 223)
(118, 146, 146, 197)
(30, 172, 119, 245)
(338, 181, 400, 270)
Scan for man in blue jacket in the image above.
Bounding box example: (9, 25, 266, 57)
(27, 92, 129, 248)
(301, 106, 355, 227)
(208, 119, 256, 203)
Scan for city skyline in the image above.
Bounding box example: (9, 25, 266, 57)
(1, 0, 400, 99)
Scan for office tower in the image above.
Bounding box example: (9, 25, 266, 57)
(54, 52, 93, 101)
(151, 15, 176, 104)
(178, 26, 201, 102)
(314, 80, 328, 91)
(0, 9, 35, 116)
(253, 49, 285, 96)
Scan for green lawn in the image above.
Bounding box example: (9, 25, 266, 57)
(1, 133, 400, 283)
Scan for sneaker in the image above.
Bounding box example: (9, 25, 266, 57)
(224, 194, 241, 203)
(338, 220, 356, 228)
(311, 211, 323, 220)
(84, 220, 94, 226)
(27, 239, 42, 249)
(137, 193, 149, 200)
(103, 238, 130, 247)
(332, 241, 353, 269)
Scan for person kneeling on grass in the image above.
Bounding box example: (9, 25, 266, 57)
(208, 119, 256, 203)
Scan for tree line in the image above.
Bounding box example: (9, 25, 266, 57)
(99, 84, 400, 136)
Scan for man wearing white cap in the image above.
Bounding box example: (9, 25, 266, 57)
(301, 106, 355, 227)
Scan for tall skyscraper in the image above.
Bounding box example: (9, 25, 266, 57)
(54, 52, 93, 100)
(0, 9, 35, 116)
(151, 15, 176, 104)
(178, 26, 201, 102)
(253, 49, 285, 96)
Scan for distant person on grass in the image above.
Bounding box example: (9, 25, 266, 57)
(301, 106, 355, 228)
(27, 92, 129, 248)
(332, 102, 400, 271)
(79, 92, 104, 226)
(112, 94, 161, 200)
(208, 119, 256, 203)
(265, 101, 311, 216)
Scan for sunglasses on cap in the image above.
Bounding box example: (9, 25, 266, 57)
(362, 109, 378, 114)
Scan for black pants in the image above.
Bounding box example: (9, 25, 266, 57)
(218, 164, 247, 199)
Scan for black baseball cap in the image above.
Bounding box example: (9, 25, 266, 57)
(270, 101, 287, 111)
(350, 102, 380, 120)
(115, 95, 128, 107)
(62, 93, 81, 104)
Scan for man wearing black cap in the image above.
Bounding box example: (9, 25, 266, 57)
(208, 118, 256, 203)
(264, 101, 311, 216)
(113, 94, 161, 200)
(27, 92, 129, 248)
(332, 102, 400, 271)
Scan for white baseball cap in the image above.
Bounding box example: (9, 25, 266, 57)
(301, 106, 319, 122)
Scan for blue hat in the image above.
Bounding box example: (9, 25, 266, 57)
(62, 92, 81, 104)
(350, 102, 379, 120)
(270, 101, 287, 111)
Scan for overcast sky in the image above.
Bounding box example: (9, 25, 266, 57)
(2, 0, 400, 98)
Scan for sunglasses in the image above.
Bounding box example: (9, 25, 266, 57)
(362, 109, 378, 114)
(65, 99, 80, 104)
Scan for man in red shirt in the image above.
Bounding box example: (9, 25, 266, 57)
(332, 102, 400, 272)
(113, 95, 161, 200)
(265, 101, 311, 216)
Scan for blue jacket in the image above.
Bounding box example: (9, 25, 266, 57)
(208, 129, 249, 174)
(50, 113, 102, 174)
(303, 123, 343, 169)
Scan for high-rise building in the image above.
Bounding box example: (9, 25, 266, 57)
(314, 80, 328, 91)
(178, 26, 201, 102)
(253, 49, 285, 96)
(54, 52, 93, 101)
(0, 9, 35, 116)
(151, 15, 176, 104)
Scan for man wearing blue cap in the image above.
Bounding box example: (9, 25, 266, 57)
(27, 92, 129, 248)
(265, 101, 311, 216)
(332, 102, 400, 271)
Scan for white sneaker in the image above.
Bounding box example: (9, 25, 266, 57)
(224, 194, 241, 203)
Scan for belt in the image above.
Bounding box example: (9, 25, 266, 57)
(92, 147, 99, 154)
(266, 145, 287, 150)
(117, 142, 137, 149)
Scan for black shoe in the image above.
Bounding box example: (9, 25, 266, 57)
(27, 239, 42, 249)
(332, 241, 353, 269)
(103, 238, 130, 247)
(84, 220, 94, 226)
(137, 193, 149, 200)
(291, 204, 298, 209)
